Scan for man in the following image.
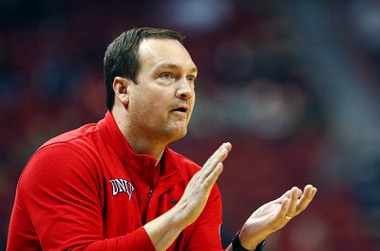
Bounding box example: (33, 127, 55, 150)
(7, 27, 317, 251)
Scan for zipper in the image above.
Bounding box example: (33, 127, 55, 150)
(142, 170, 179, 224)
(148, 189, 153, 202)
(142, 188, 154, 225)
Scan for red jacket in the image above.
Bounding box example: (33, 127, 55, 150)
(7, 112, 223, 250)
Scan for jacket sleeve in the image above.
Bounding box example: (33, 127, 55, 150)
(12, 143, 155, 251)
(184, 184, 225, 251)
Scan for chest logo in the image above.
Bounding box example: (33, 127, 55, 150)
(109, 178, 135, 201)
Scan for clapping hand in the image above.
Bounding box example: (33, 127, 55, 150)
(237, 185, 317, 250)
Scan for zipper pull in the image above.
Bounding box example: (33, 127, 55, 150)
(148, 189, 153, 201)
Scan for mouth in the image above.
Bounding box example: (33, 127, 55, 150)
(172, 107, 187, 112)
(170, 105, 189, 114)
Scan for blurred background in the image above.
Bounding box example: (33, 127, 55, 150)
(1, 0, 380, 250)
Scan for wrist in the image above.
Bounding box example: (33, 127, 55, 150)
(232, 231, 266, 251)
(171, 203, 195, 228)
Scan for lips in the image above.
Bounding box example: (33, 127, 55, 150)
(170, 105, 189, 114)
(172, 107, 187, 112)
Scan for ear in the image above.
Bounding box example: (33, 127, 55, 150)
(113, 76, 132, 106)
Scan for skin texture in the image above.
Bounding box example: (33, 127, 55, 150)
(112, 38, 197, 162)
(111, 37, 317, 251)
(229, 185, 317, 250)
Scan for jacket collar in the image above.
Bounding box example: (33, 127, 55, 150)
(98, 111, 180, 179)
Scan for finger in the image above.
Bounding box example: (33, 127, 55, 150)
(287, 187, 302, 217)
(264, 198, 294, 232)
(192, 143, 230, 189)
(202, 163, 224, 191)
(295, 185, 317, 215)
(274, 198, 291, 226)
(202, 142, 231, 175)
(274, 187, 295, 203)
(274, 190, 290, 203)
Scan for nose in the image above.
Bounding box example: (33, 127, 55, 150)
(176, 78, 194, 100)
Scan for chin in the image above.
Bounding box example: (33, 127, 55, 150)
(175, 129, 188, 139)
(167, 129, 188, 144)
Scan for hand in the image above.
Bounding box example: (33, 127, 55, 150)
(144, 142, 232, 251)
(238, 185, 317, 250)
(173, 142, 232, 227)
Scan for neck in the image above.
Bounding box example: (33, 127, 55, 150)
(127, 138, 166, 165)
(111, 108, 166, 165)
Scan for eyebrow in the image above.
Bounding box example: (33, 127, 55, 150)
(155, 63, 198, 73)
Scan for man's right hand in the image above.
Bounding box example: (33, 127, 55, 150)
(144, 142, 232, 251)
(174, 142, 232, 226)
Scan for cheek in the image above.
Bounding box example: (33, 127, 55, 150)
(131, 86, 173, 114)
(142, 94, 168, 116)
(154, 90, 172, 107)
(132, 88, 156, 106)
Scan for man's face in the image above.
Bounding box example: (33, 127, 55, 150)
(127, 38, 197, 144)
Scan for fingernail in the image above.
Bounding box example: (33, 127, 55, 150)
(313, 188, 317, 196)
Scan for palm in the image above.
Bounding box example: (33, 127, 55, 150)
(244, 199, 286, 235)
(253, 200, 281, 220)
(237, 185, 317, 250)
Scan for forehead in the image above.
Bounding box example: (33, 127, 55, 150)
(137, 38, 197, 72)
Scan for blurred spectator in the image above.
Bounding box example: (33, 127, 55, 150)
(349, 0, 380, 71)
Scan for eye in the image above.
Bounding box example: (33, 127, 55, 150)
(160, 72, 174, 80)
(187, 75, 196, 83)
